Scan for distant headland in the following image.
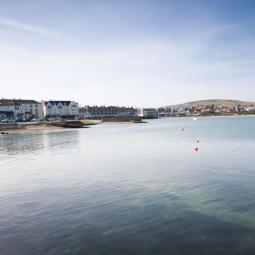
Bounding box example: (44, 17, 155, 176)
(158, 99, 255, 117)
(167, 99, 255, 108)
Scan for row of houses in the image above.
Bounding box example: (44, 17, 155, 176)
(0, 98, 159, 120)
(77, 106, 159, 119)
(0, 99, 79, 120)
(80, 106, 158, 119)
(0, 99, 43, 120)
(80, 105, 137, 119)
(44, 101, 79, 117)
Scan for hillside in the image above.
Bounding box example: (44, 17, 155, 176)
(169, 99, 255, 108)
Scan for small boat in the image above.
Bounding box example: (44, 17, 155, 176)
(193, 117, 198, 121)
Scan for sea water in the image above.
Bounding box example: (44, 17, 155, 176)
(1, 117, 255, 255)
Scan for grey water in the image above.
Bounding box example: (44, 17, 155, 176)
(1, 117, 255, 255)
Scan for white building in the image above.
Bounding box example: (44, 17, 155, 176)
(14, 99, 43, 119)
(0, 101, 23, 120)
(0, 99, 42, 120)
(43, 101, 79, 117)
(246, 106, 255, 112)
(137, 108, 158, 119)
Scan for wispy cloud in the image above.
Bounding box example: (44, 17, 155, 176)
(0, 17, 60, 37)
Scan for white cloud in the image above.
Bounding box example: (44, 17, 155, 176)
(0, 17, 60, 37)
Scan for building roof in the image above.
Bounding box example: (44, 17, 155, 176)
(14, 99, 40, 104)
(0, 99, 40, 104)
(45, 101, 72, 106)
(0, 102, 19, 106)
(0, 99, 20, 106)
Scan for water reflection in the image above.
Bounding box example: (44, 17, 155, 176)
(0, 132, 45, 157)
(0, 130, 80, 160)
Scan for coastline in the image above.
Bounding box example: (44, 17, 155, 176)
(0, 124, 64, 134)
(1, 115, 255, 134)
(161, 114, 255, 119)
(0, 119, 104, 134)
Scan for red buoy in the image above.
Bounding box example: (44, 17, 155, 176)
(194, 147, 199, 152)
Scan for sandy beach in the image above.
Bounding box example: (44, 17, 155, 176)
(0, 119, 104, 134)
(0, 123, 64, 134)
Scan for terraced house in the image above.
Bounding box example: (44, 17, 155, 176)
(0, 100, 22, 120)
(15, 99, 43, 119)
(81, 105, 137, 119)
(43, 101, 79, 118)
(0, 99, 42, 120)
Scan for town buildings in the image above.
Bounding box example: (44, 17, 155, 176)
(157, 103, 255, 117)
(0, 99, 42, 120)
(1, 96, 255, 122)
(80, 105, 137, 119)
(15, 99, 43, 119)
(137, 108, 158, 119)
(246, 105, 255, 112)
(0, 101, 22, 120)
(43, 101, 79, 117)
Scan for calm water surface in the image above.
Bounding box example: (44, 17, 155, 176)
(1, 117, 255, 255)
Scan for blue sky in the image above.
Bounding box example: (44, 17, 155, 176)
(0, 0, 254, 107)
